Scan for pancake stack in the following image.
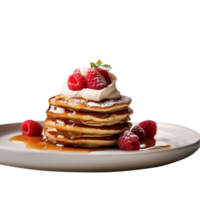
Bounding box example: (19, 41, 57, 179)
(44, 94, 133, 148)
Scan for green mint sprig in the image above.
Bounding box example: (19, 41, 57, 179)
(88, 59, 114, 70)
(100, 64, 112, 71)
(90, 62, 98, 69)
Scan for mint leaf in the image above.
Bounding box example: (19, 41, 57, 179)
(88, 61, 97, 68)
(96, 59, 102, 66)
(101, 63, 114, 70)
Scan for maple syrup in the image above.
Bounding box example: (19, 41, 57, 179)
(9, 135, 113, 153)
(9, 135, 170, 153)
(140, 138, 171, 150)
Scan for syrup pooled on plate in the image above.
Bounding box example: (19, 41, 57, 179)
(9, 135, 112, 153)
(9, 135, 171, 153)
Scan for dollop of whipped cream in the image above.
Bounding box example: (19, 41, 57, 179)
(61, 67, 121, 101)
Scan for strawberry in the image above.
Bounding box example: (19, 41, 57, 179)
(85, 68, 107, 90)
(139, 120, 157, 138)
(68, 69, 86, 91)
(97, 68, 112, 84)
(21, 120, 43, 136)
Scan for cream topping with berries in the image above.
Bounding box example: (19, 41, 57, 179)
(61, 79, 120, 101)
(61, 67, 121, 101)
(78, 65, 119, 83)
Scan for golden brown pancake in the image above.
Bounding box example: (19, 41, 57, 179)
(46, 105, 133, 126)
(44, 129, 118, 148)
(44, 118, 130, 136)
(45, 94, 133, 148)
(48, 94, 132, 113)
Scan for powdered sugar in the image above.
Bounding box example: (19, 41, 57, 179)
(67, 98, 86, 106)
(87, 96, 131, 108)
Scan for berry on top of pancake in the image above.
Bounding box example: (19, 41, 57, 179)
(67, 59, 112, 91)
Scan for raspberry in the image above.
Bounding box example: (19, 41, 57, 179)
(117, 130, 140, 151)
(85, 68, 107, 90)
(21, 120, 43, 136)
(97, 68, 112, 84)
(66, 67, 81, 81)
(74, 69, 81, 73)
(130, 125, 146, 141)
(139, 120, 157, 139)
(68, 70, 86, 91)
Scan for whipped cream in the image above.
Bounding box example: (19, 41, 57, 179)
(61, 80, 120, 101)
(61, 67, 121, 101)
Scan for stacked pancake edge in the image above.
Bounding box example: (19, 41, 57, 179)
(44, 95, 133, 148)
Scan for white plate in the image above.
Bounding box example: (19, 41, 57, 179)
(0, 122, 199, 172)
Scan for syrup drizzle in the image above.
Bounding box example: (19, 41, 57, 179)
(140, 139, 171, 150)
(9, 135, 171, 153)
(9, 135, 112, 153)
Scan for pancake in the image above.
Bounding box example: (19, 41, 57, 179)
(45, 93, 133, 148)
(49, 94, 132, 113)
(44, 129, 118, 148)
(46, 127, 119, 139)
(47, 105, 133, 126)
(44, 118, 130, 135)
